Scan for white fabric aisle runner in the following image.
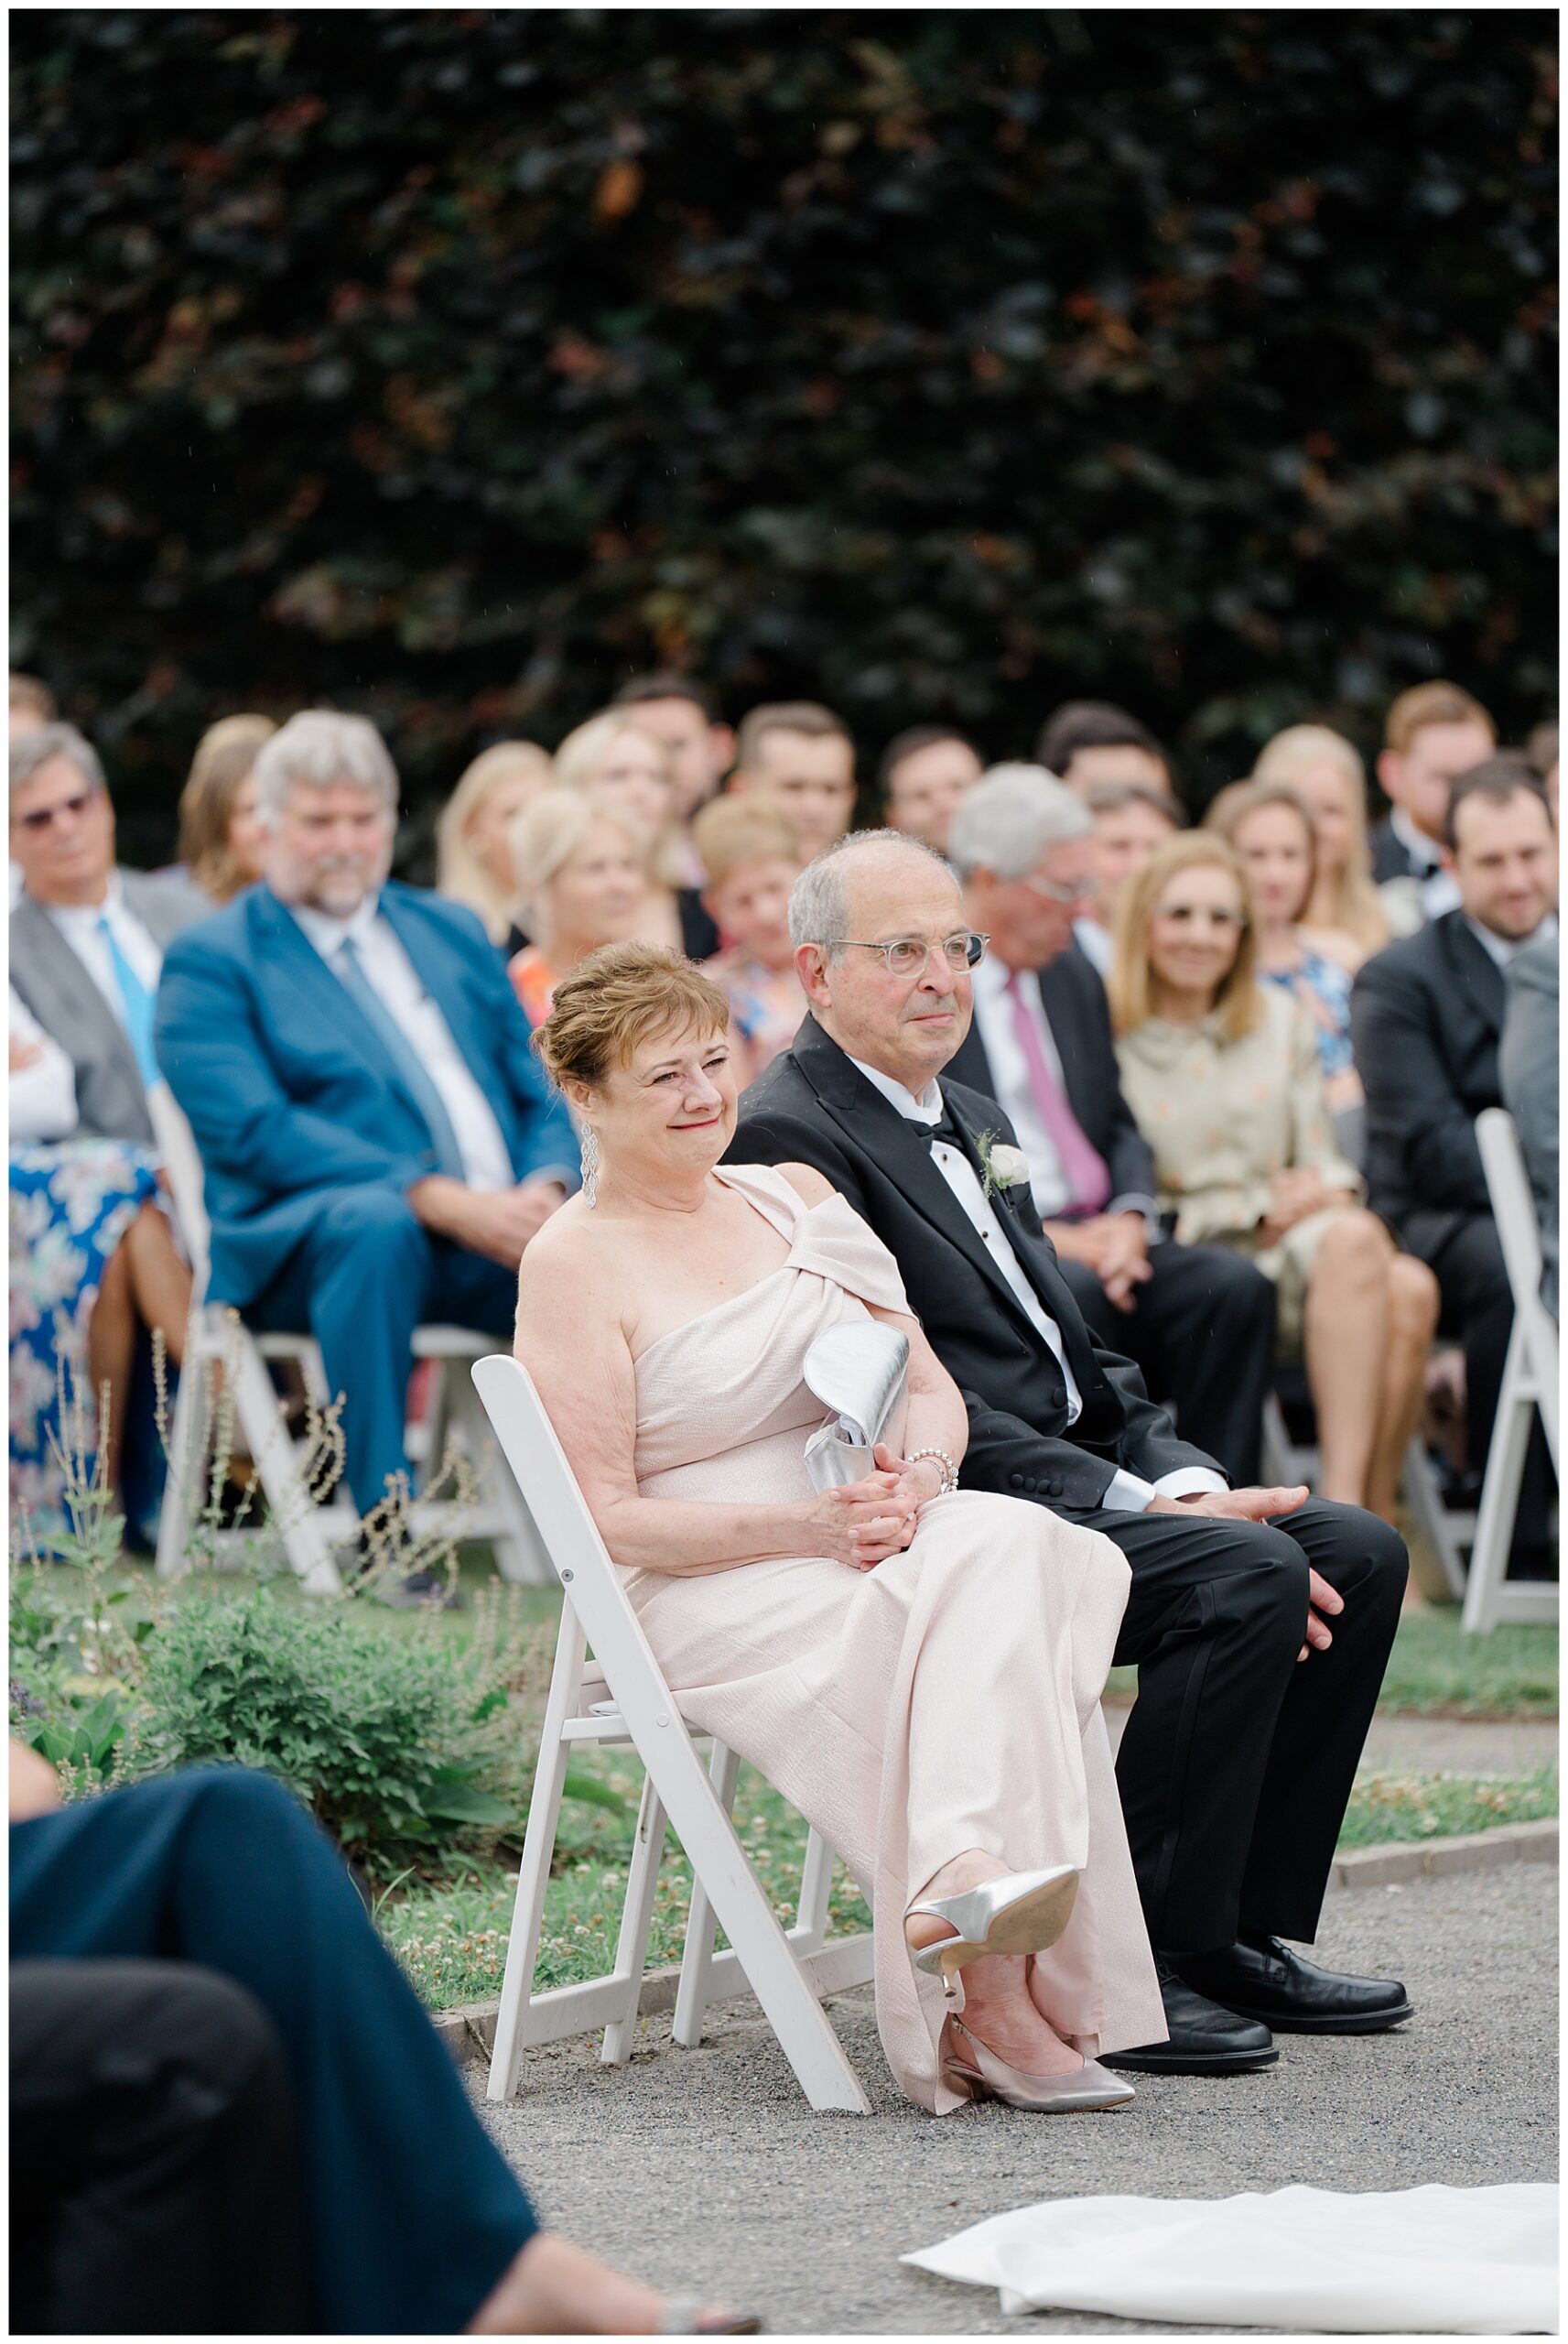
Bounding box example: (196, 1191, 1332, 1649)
(902, 2182, 1559, 2332)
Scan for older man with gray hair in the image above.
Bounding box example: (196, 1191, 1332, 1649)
(154, 711, 575, 1558)
(10, 722, 208, 1143)
(944, 765, 1274, 1482)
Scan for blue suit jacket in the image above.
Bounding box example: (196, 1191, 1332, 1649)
(153, 881, 576, 1306)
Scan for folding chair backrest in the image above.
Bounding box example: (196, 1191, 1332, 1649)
(1476, 1108, 1546, 1322)
(145, 1079, 212, 1294)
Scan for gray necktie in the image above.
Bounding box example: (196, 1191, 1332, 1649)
(334, 937, 468, 1180)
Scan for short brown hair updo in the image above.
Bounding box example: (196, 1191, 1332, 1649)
(535, 943, 730, 1091)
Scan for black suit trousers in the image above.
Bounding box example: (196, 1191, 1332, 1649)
(1085, 1497, 1407, 1955)
(10, 1959, 312, 2335)
(1054, 1242, 1275, 1485)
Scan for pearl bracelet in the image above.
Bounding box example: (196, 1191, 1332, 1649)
(907, 1447, 960, 1496)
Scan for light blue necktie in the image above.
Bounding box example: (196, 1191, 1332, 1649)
(333, 936, 468, 1180)
(98, 915, 160, 1088)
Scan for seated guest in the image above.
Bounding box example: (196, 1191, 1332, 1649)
(10, 672, 55, 736)
(1353, 760, 1558, 1565)
(1035, 701, 1173, 800)
(1500, 926, 1559, 1321)
(555, 710, 718, 959)
(175, 712, 277, 905)
(436, 740, 555, 952)
(9, 993, 190, 1537)
(730, 700, 859, 860)
(522, 945, 1161, 2115)
(880, 726, 983, 852)
(1112, 834, 1438, 1524)
(693, 797, 806, 1084)
(611, 675, 736, 837)
(153, 711, 576, 1530)
(11, 1749, 757, 2335)
(729, 830, 1410, 2075)
(507, 795, 650, 1028)
(1371, 682, 1496, 933)
(1206, 780, 1362, 1113)
(945, 768, 1273, 1486)
(1252, 722, 1390, 970)
(1075, 779, 1183, 974)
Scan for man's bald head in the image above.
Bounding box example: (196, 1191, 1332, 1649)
(787, 828, 975, 1095)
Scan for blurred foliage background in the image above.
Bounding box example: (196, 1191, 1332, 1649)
(10, 8, 1559, 865)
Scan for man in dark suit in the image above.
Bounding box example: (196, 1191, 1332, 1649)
(944, 766, 1274, 1482)
(728, 830, 1411, 2074)
(1353, 760, 1558, 1563)
(155, 712, 576, 1533)
(1368, 680, 1495, 926)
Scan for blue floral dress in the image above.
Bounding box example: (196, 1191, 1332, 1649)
(9, 1140, 161, 1543)
(1262, 949, 1356, 1084)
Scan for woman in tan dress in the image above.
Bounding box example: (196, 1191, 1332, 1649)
(514, 945, 1162, 2118)
(1110, 833, 1438, 1525)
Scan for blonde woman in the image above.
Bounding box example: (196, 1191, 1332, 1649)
(693, 796, 806, 1082)
(176, 713, 277, 904)
(435, 740, 554, 950)
(1251, 724, 1388, 969)
(505, 792, 649, 1027)
(1110, 834, 1437, 1523)
(554, 710, 719, 958)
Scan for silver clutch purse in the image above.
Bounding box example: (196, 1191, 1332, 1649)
(802, 1322, 910, 1492)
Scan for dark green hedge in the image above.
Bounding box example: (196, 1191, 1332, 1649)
(11, 8, 1558, 863)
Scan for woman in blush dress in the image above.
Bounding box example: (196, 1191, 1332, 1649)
(514, 944, 1162, 2118)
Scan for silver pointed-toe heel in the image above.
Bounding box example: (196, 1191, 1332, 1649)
(943, 2016, 1137, 2113)
(906, 1863, 1080, 2002)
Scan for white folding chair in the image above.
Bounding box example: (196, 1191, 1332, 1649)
(146, 1084, 551, 1590)
(1463, 1110, 1559, 1633)
(470, 1352, 874, 2113)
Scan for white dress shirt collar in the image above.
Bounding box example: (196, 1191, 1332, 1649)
(1390, 807, 1444, 874)
(289, 889, 383, 962)
(846, 1053, 944, 1123)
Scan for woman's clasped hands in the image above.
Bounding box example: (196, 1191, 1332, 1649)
(805, 1441, 946, 1571)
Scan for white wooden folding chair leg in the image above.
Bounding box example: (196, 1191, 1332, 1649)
(229, 1334, 342, 1595)
(600, 1773, 670, 2065)
(1463, 1325, 1557, 1632)
(488, 1609, 588, 2101)
(795, 1825, 835, 1955)
(672, 1741, 741, 2047)
(154, 1325, 207, 1578)
(1400, 1438, 1468, 1600)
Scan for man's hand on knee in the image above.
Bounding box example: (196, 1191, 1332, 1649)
(408, 1177, 563, 1268)
(1147, 1483, 1309, 1523)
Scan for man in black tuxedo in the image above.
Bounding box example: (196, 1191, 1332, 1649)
(943, 766, 1274, 1483)
(728, 830, 1411, 2073)
(1354, 761, 1558, 1565)
(1368, 680, 1495, 925)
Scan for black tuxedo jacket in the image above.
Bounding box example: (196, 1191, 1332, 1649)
(1350, 908, 1509, 1263)
(943, 944, 1158, 1208)
(1368, 815, 1425, 888)
(726, 1015, 1222, 1517)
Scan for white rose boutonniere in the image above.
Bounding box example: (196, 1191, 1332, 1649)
(976, 1132, 1032, 1204)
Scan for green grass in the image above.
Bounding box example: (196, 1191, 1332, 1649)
(1338, 1768, 1558, 1847)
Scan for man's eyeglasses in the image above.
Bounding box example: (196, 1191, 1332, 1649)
(825, 931, 989, 977)
(1022, 872, 1102, 906)
(14, 791, 97, 833)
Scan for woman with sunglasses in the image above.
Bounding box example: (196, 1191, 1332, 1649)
(1108, 834, 1438, 1525)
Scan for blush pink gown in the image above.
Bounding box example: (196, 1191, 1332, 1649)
(623, 1165, 1163, 2114)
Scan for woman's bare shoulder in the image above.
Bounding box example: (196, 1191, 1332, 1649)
(773, 1161, 838, 1208)
(516, 1200, 622, 1315)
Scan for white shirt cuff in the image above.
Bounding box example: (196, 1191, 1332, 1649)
(1101, 1464, 1227, 1514)
(1108, 1191, 1162, 1237)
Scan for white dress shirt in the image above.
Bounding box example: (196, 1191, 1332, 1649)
(968, 952, 1158, 1227)
(1465, 910, 1557, 972)
(9, 987, 78, 1143)
(1389, 808, 1461, 921)
(43, 873, 163, 1044)
(847, 1054, 1223, 1512)
(292, 895, 514, 1191)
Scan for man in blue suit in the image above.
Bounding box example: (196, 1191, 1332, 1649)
(154, 712, 576, 1540)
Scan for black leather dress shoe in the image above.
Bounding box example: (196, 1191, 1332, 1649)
(1174, 1934, 1413, 2034)
(1100, 1961, 1278, 2075)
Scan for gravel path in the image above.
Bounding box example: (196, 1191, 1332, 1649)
(479, 1860, 1557, 2334)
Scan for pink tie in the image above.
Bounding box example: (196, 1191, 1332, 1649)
(1004, 971, 1111, 1216)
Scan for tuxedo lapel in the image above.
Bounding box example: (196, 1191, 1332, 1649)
(792, 1020, 1042, 1333)
(1438, 913, 1507, 1038)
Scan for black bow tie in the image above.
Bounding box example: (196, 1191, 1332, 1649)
(919, 1101, 967, 1151)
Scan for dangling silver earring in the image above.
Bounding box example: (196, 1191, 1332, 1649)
(579, 1123, 600, 1210)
